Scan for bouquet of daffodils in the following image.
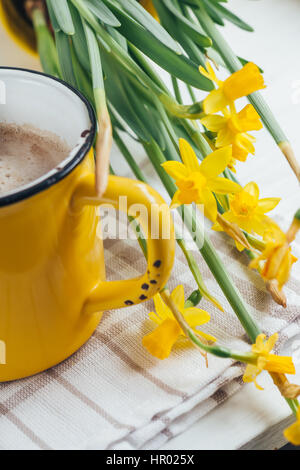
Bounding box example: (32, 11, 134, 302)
(12, 0, 300, 445)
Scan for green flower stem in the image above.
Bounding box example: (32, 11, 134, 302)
(186, 84, 197, 104)
(171, 76, 183, 105)
(32, 8, 60, 77)
(177, 238, 223, 311)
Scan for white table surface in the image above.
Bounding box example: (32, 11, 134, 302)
(0, 0, 300, 450)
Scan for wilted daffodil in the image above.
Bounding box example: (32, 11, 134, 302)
(250, 220, 298, 307)
(142, 285, 216, 360)
(199, 61, 266, 114)
(243, 333, 295, 390)
(201, 104, 263, 162)
(284, 407, 300, 446)
(162, 138, 241, 221)
(213, 182, 280, 241)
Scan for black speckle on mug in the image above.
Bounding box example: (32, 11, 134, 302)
(139, 295, 147, 301)
(153, 260, 162, 268)
(141, 283, 149, 290)
(125, 300, 134, 306)
(81, 129, 90, 138)
(150, 280, 157, 285)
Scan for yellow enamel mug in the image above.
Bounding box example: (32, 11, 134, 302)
(0, 68, 175, 382)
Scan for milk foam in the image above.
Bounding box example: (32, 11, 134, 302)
(0, 123, 71, 195)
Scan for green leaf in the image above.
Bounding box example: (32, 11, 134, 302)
(69, 3, 91, 71)
(155, 0, 206, 67)
(32, 9, 60, 77)
(202, 0, 224, 25)
(103, 57, 149, 141)
(55, 31, 77, 87)
(82, 20, 104, 90)
(106, 26, 128, 52)
(85, 0, 121, 27)
(102, 0, 214, 90)
(109, 0, 182, 54)
(48, 0, 75, 35)
(210, 1, 254, 32)
(70, 43, 94, 104)
(45, 0, 61, 32)
(162, 0, 212, 48)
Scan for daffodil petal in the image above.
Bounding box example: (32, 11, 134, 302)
(263, 354, 295, 375)
(235, 133, 256, 154)
(244, 181, 260, 200)
(171, 285, 185, 312)
(257, 197, 281, 214)
(170, 191, 183, 209)
(199, 61, 219, 83)
(200, 146, 232, 179)
(161, 161, 189, 180)
(201, 189, 218, 222)
(243, 364, 261, 385)
(208, 177, 241, 195)
(237, 104, 263, 132)
(277, 251, 294, 288)
(284, 422, 300, 446)
(142, 318, 181, 360)
(149, 311, 161, 325)
(203, 88, 229, 114)
(215, 127, 235, 148)
(153, 294, 170, 321)
(184, 308, 211, 326)
(179, 138, 200, 172)
(252, 333, 267, 353)
(201, 115, 227, 132)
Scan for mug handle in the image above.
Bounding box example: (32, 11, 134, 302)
(73, 174, 175, 314)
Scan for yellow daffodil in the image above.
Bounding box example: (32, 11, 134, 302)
(201, 104, 263, 162)
(212, 182, 280, 241)
(199, 61, 266, 114)
(162, 138, 241, 221)
(140, 0, 159, 20)
(284, 407, 300, 446)
(250, 224, 297, 305)
(142, 285, 216, 360)
(243, 333, 295, 390)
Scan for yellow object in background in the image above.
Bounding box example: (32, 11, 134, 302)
(140, 0, 159, 20)
(0, 0, 37, 56)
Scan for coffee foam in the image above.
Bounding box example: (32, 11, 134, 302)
(0, 123, 71, 195)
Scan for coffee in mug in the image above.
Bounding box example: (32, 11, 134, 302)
(0, 123, 71, 194)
